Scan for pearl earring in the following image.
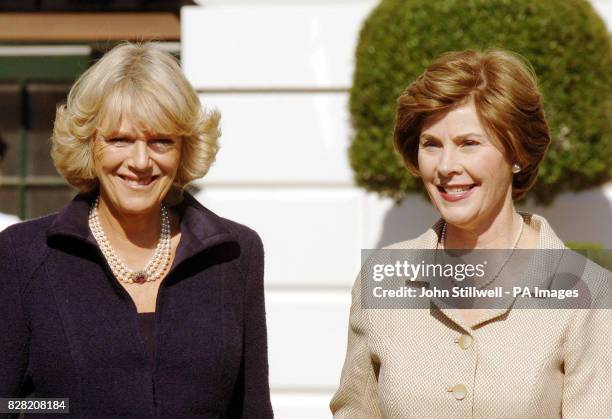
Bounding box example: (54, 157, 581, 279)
(512, 163, 521, 174)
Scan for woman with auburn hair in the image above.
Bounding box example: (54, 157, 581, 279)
(0, 43, 273, 418)
(331, 50, 611, 418)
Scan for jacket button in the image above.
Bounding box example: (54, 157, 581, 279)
(447, 384, 467, 400)
(456, 334, 473, 349)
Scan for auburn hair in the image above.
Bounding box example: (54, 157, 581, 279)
(394, 49, 550, 200)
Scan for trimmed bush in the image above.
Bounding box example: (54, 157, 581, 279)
(350, 0, 612, 204)
(566, 241, 612, 270)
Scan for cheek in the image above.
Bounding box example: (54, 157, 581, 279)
(96, 151, 123, 174)
(474, 148, 508, 176)
(417, 152, 435, 180)
(162, 154, 182, 177)
(93, 142, 122, 171)
(481, 158, 512, 191)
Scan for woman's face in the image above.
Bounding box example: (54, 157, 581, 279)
(93, 118, 182, 216)
(417, 100, 514, 230)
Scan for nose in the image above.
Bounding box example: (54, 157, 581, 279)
(129, 140, 152, 171)
(437, 146, 462, 178)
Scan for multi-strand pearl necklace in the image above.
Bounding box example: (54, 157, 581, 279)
(88, 196, 171, 284)
(440, 215, 524, 289)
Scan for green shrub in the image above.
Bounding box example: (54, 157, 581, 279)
(565, 241, 612, 271)
(350, 0, 612, 204)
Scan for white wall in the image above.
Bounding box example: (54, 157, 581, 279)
(182, 2, 612, 417)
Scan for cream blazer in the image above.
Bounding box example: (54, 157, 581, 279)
(330, 214, 612, 418)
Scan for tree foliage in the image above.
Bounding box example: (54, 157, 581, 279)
(350, 0, 612, 204)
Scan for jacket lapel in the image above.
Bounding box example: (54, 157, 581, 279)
(401, 214, 567, 331)
(169, 193, 236, 271)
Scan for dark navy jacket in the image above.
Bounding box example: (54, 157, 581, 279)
(0, 192, 273, 418)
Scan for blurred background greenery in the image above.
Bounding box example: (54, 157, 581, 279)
(349, 0, 612, 206)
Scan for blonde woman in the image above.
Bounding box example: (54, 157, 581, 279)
(0, 43, 273, 418)
(331, 50, 611, 418)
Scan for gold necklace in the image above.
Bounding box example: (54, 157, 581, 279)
(440, 215, 524, 289)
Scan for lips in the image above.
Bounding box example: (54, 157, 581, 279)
(437, 183, 478, 202)
(119, 175, 159, 188)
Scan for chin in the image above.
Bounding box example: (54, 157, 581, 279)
(112, 196, 160, 216)
(435, 205, 479, 229)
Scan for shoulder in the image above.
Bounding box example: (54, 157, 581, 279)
(0, 213, 57, 251)
(207, 214, 265, 282)
(576, 256, 612, 307)
(521, 213, 566, 249)
(0, 213, 57, 283)
(382, 218, 444, 250)
(356, 219, 442, 287)
(179, 192, 263, 250)
(217, 215, 263, 249)
(183, 198, 264, 269)
(215, 215, 264, 267)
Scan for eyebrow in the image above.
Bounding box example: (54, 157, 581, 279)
(106, 133, 171, 140)
(104, 132, 136, 140)
(419, 133, 485, 142)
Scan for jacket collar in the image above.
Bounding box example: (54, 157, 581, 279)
(409, 213, 567, 330)
(46, 191, 98, 246)
(170, 192, 236, 267)
(416, 212, 566, 251)
(46, 191, 236, 268)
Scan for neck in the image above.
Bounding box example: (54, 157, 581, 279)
(444, 204, 522, 250)
(96, 195, 162, 248)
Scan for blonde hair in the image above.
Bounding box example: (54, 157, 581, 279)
(394, 49, 550, 200)
(51, 42, 220, 192)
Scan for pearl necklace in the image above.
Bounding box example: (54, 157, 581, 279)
(88, 196, 171, 284)
(440, 215, 524, 289)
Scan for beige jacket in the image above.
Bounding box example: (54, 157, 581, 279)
(331, 214, 612, 418)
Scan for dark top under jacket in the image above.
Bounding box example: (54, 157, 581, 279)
(0, 192, 273, 418)
(137, 312, 156, 364)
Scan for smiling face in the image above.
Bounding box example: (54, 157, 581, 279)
(417, 100, 515, 230)
(93, 117, 182, 216)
